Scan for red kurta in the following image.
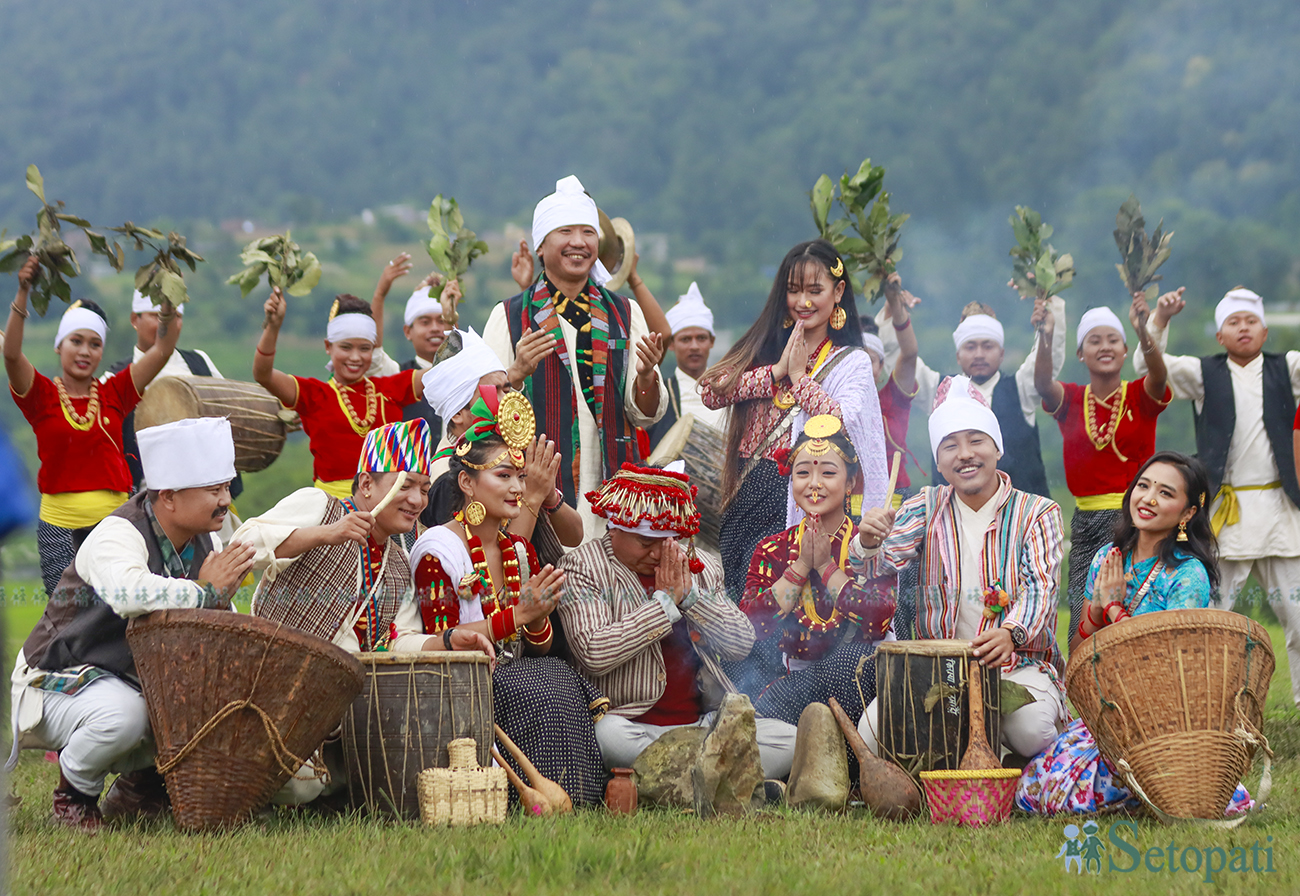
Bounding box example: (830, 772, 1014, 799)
(11, 367, 141, 495)
(878, 371, 918, 490)
(1051, 378, 1170, 497)
(290, 372, 418, 482)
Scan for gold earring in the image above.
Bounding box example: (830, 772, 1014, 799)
(464, 500, 486, 527)
(830, 305, 847, 330)
(782, 315, 794, 328)
(1177, 521, 1188, 542)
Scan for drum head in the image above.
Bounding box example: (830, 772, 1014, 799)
(876, 638, 974, 657)
(647, 413, 696, 465)
(134, 376, 202, 432)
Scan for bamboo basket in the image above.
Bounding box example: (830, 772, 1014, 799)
(1065, 608, 1274, 821)
(418, 738, 507, 826)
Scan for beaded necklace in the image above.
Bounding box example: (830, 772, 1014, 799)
(1082, 380, 1128, 459)
(330, 377, 378, 435)
(55, 377, 100, 431)
(789, 516, 852, 634)
(458, 516, 523, 615)
(341, 497, 393, 651)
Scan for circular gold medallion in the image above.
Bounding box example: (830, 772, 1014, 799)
(803, 414, 843, 439)
(496, 391, 536, 450)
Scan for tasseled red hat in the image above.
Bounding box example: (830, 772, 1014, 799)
(587, 463, 707, 572)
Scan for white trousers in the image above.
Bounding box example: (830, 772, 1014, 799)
(857, 663, 1066, 761)
(28, 675, 155, 797)
(594, 712, 798, 780)
(1218, 556, 1300, 707)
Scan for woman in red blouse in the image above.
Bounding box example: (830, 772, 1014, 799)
(253, 289, 427, 498)
(699, 239, 884, 599)
(739, 415, 895, 726)
(406, 394, 607, 805)
(1033, 291, 1176, 647)
(5, 257, 181, 594)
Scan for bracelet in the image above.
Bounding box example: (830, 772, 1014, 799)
(1087, 604, 1106, 626)
(256, 345, 275, 356)
(1102, 601, 1127, 625)
(782, 567, 808, 587)
(489, 607, 516, 642)
(1077, 616, 1092, 641)
(442, 628, 454, 651)
(523, 619, 552, 644)
(9, 301, 27, 319)
(819, 562, 841, 582)
(892, 317, 911, 331)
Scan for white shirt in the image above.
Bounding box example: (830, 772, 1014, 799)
(483, 298, 667, 543)
(877, 296, 1066, 423)
(674, 368, 727, 432)
(952, 478, 1010, 638)
(132, 344, 223, 381)
(1136, 321, 1300, 559)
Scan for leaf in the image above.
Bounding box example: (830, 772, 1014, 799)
(1000, 681, 1037, 715)
(286, 253, 321, 296)
(25, 165, 45, 203)
(158, 269, 188, 306)
(0, 248, 31, 273)
(810, 174, 834, 234)
(135, 264, 157, 291)
(53, 213, 91, 227)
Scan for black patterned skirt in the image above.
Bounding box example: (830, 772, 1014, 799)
(719, 458, 789, 601)
(1066, 507, 1122, 644)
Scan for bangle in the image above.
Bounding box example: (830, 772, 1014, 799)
(543, 488, 564, 512)
(489, 607, 516, 642)
(442, 628, 454, 651)
(523, 618, 552, 644)
(9, 301, 27, 319)
(1103, 601, 1127, 625)
(819, 562, 841, 582)
(782, 567, 808, 587)
(1077, 617, 1092, 641)
(1087, 604, 1105, 626)
(892, 317, 911, 331)
(256, 345, 275, 356)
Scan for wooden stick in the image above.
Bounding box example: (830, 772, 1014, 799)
(370, 470, 408, 516)
(883, 451, 902, 508)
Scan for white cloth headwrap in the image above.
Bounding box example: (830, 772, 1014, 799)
(927, 375, 1003, 461)
(403, 287, 442, 327)
(420, 327, 506, 440)
(131, 289, 184, 316)
(665, 282, 714, 335)
(531, 175, 600, 253)
(1076, 307, 1126, 349)
(325, 313, 377, 345)
(54, 306, 107, 350)
(1215, 288, 1266, 331)
(138, 417, 236, 490)
(952, 314, 1004, 349)
(862, 333, 886, 361)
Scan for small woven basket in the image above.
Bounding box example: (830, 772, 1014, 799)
(918, 768, 1020, 826)
(418, 738, 507, 827)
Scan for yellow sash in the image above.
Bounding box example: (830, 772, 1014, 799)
(1210, 482, 1281, 535)
(39, 491, 129, 529)
(1074, 493, 1125, 511)
(314, 479, 354, 500)
(848, 492, 902, 518)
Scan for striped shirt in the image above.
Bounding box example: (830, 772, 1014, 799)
(852, 471, 1065, 675)
(558, 534, 755, 719)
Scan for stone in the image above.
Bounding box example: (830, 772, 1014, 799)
(786, 702, 850, 811)
(631, 726, 707, 808)
(691, 692, 765, 818)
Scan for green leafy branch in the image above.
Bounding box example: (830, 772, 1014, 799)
(227, 231, 322, 298)
(94, 223, 205, 309)
(425, 195, 488, 325)
(0, 166, 100, 315)
(1008, 206, 1075, 302)
(810, 158, 909, 302)
(1113, 194, 1173, 300)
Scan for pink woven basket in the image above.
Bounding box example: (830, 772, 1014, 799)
(918, 768, 1020, 826)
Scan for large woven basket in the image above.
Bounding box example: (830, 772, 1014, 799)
(127, 609, 365, 831)
(1065, 608, 1274, 821)
(918, 768, 1020, 826)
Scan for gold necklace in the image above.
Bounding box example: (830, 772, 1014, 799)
(1082, 381, 1127, 453)
(55, 377, 100, 432)
(331, 377, 378, 435)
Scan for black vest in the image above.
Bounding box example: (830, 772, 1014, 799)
(22, 493, 217, 681)
(931, 372, 1051, 498)
(399, 357, 444, 435)
(1195, 354, 1300, 509)
(109, 350, 243, 500)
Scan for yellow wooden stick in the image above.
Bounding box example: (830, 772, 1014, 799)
(884, 451, 902, 508)
(370, 470, 408, 516)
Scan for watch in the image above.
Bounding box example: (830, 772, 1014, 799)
(1006, 624, 1027, 649)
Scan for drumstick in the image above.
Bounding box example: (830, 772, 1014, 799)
(883, 451, 902, 508)
(370, 470, 408, 516)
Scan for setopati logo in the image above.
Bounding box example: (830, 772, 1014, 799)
(1057, 821, 1277, 883)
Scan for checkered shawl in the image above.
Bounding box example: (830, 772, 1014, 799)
(252, 497, 411, 644)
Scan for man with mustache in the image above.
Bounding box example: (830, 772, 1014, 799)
(1133, 287, 1300, 707)
(484, 175, 668, 543)
(648, 282, 727, 449)
(854, 376, 1068, 761)
(7, 418, 254, 830)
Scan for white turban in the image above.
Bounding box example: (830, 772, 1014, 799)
(138, 417, 237, 491)
(54, 305, 107, 350)
(1076, 307, 1126, 349)
(665, 282, 714, 335)
(928, 375, 1003, 461)
(131, 290, 183, 316)
(420, 327, 507, 438)
(952, 314, 1004, 349)
(531, 175, 600, 254)
(403, 286, 443, 327)
(1215, 288, 1266, 331)
(325, 313, 377, 345)
(862, 333, 886, 361)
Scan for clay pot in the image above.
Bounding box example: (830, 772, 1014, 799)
(605, 768, 638, 815)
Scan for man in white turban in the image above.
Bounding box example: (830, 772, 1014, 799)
(648, 282, 727, 447)
(1135, 285, 1300, 706)
(853, 376, 1067, 760)
(8, 418, 252, 831)
(875, 294, 1066, 498)
(484, 175, 668, 543)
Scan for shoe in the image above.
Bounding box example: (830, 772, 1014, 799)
(52, 771, 103, 832)
(100, 767, 171, 821)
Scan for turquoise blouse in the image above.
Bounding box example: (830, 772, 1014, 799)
(1084, 542, 1212, 615)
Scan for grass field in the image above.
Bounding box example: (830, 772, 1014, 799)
(3, 590, 1298, 896)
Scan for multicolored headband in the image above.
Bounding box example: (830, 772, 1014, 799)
(358, 418, 433, 476)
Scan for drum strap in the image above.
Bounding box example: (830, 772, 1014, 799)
(737, 347, 854, 485)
